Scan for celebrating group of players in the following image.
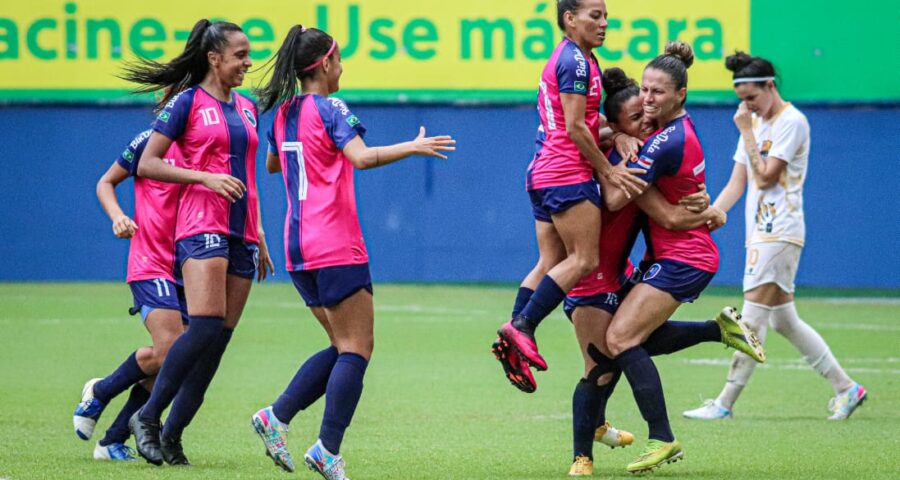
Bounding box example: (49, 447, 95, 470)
(489, 0, 869, 476)
(71, 0, 867, 478)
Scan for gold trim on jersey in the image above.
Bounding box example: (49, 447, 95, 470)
(746, 237, 804, 248)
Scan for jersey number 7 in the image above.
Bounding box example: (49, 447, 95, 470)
(281, 141, 308, 201)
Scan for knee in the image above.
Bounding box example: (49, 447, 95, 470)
(573, 253, 599, 277)
(606, 331, 633, 358)
(336, 335, 374, 360)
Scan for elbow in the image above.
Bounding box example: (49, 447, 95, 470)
(266, 163, 280, 174)
(657, 216, 678, 230)
(756, 176, 777, 190)
(136, 161, 149, 178)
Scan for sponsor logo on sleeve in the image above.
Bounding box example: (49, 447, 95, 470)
(242, 107, 257, 127)
(692, 159, 706, 176)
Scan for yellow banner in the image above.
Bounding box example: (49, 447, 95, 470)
(0, 0, 749, 101)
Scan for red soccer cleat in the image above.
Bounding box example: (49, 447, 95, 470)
(491, 337, 537, 393)
(497, 319, 548, 371)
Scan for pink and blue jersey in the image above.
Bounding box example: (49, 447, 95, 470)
(569, 149, 641, 297)
(115, 129, 183, 283)
(527, 37, 603, 191)
(269, 95, 369, 271)
(152, 86, 260, 245)
(628, 115, 719, 273)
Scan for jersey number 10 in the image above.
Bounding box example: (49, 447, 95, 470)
(281, 141, 308, 201)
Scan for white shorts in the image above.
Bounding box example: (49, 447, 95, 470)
(743, 242, 802, 294)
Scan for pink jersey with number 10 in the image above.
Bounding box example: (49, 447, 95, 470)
(269, 94, 369, 271)
(527, 37, 603, 191)
(152, 86, 260, 245)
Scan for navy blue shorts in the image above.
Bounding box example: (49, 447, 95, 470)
(529, 180, 602, 223)
(290, 263, 373, 308)
(640, 259, 715, 303)
(128, 279, 188, 324)
(564, 291, 622, 321)
(175, 233, 259, 280)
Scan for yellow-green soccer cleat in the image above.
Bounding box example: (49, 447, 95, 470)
(625, 439, 683, 474)
(716, 306, 766, 363)
(594, 421, 634, 448)
(568, 456, 593, 476)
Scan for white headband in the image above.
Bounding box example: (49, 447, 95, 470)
(733, 76, 775, 85)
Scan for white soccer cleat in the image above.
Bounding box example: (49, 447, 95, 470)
(73, 378, 106, 440)
(828, 383, 868, 420)
(683, 399, 733, 420)
(93, 441, 137, 461)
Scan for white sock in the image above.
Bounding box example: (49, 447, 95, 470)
(716, 301, 771, 410)
(770, 301, 855, 394)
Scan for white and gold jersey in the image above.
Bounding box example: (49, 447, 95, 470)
(734, 103, 809, 247)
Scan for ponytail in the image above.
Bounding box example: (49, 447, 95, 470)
(255, 26, 336, 112)
(120, 19, 243, 110)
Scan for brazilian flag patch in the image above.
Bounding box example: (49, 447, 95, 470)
(158, 111, 171, 123)
(122, 149, 135, 162)
(574, 81, 587, 93)
(346, 115, 360, 127)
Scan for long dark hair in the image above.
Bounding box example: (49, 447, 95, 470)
(254, 26, 335, 112)
(726, 51, 777, 88)
(602, 67, 639, 124)
(120, 19, 243, 109)
(646, 41, 694, 106)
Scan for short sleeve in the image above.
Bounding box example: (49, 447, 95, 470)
(556, 43, 590, 95)
(319, 97, 367, 150)
(628, 126, 684, 183)
(152, 89, 195, 140)
(266, 123, 278, 155)
(115, 130, 152, 177)
(767, 113, 808, 163)
(733, 136, 748, 164)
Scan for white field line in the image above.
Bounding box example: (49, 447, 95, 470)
(819, 297, 900, 305)
(682, 358, 900, 375)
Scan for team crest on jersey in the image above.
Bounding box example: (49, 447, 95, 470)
(346, 115, 360, 127)
(242, 108, 257, 127)
(574, 80, 587, 93)
(158, 111, 171, 123)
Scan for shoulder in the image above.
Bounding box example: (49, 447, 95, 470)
(780, 104, 809, 129)
(643, 120, 685, 157)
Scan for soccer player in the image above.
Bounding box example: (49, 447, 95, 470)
(565, 68, 763, 476)
(73, 130, 188, 462)
(591, 42, 758, 473)
(248, 26, 454, 479)
(494, 0, 645, 386)
(120, 19, 274, 466)
(683, 52, 867, 421)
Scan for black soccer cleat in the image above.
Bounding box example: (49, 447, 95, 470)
(161, 433, 191, 466)
(129, 409, 164, 466)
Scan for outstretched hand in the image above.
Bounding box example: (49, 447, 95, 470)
(412, 126, 456, 160)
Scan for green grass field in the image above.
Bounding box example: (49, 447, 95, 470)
(1, 283, 898, 479)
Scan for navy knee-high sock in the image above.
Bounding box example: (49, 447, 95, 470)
(643, 321, 720, 356)
(596, 370, 622, 427)
(93, 352, 149, 404)
(516, 277, 566, 334)
(572, 379, 606, 460)
(162, 328, 233, 440)
(139, 316, 223, 423)
(511, 287, 535, 318)
(99, 383, 151, 446)
(272, 346, 339, 424)
(614, 346, 674, 442)
(319, 353, 369, 454)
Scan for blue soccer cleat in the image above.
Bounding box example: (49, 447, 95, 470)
(93, 441, 137, 461)
(828, 383, 868, 420)
(73, 378, 106, 440)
